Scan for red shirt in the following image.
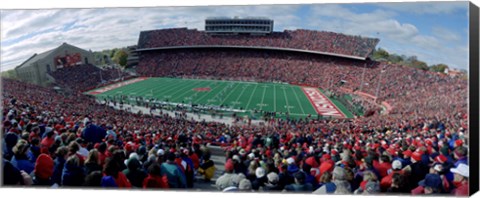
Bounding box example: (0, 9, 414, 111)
(374, 162, 392, 178)
(190, 153, 200, 169)
(114, 172, 132, 188)
(454, 183, 469, 196)
(380, 170, 404, 191)
(143, 174, 169, 189)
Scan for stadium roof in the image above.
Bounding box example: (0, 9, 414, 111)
(16, 48, 56, 69)
(15, 43, 88, 69)
(136, 45, 368, 61)
(206, 16, 272, 20)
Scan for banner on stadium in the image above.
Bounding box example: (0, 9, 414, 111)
(54, 53, 82, 68)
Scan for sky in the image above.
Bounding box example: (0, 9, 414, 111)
(0, 1, 471, 71)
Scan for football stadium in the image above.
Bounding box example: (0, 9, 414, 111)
(1, 8, 472, 196)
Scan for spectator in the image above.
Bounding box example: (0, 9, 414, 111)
(84, 171, 103, 187)
(263, 172, 282, 191)
(252, 167, 267, 190)
(52, 146, 68, 186)
(216, 159, 237, 190)
(102, 157, 131, 188)
(2, 159, 25, 185)
(11, 139, 35, 174)
(62, 155, 85, 186)
(31, 154, 55, 186)
(84, 149, 102, 175)
(380, 160, 404, 192)
(124, 157, 148, 188)
(387, 173, 408, 193)
(143, 162, 169, 189)
(416, 174, 443, 195)
(450, 164, 468, 196)
(238, 178, 253, 192)
(283, 171, 313, 192)
(198, 153, 215, 182)
(160, 152, 186, 188)
(314, 171, 336, 194)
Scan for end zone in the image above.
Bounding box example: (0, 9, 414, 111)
(301, 87, 346, 118)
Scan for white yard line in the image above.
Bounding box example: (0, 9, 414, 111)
(273, 84, 277, 112)
(291, 86, 306, 115)
(282, 86, 291, 114)
(260, 85, 268, 110)
(245, 84, 259, 110)
(206, 82, 234, 105)
(219, 83, 242, 105)
(231, 84, 250, 108)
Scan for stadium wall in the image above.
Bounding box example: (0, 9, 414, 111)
(15, 43, 95, 87)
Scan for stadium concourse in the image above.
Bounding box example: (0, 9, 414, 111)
(2, 27, 469, 196)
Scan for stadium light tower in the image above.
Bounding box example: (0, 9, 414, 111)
(375, 65, 386, 102)
(359, 63, 366, 92)
(99, 69, 104, 82)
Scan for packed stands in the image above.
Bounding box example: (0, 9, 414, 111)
(49, 64, 132, 92)
(138, 28, 379, 58)
(2, 76, 469, 195)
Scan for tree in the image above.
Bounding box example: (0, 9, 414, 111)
(410, 60, 429, 71)
(110, 49, 117, 58)
(1, 69, 18, 79)
(388, 54, 404, 64)
(372, 48, 390, 60)
(112, 50, 128, 67)
(429, 64, 449, 73)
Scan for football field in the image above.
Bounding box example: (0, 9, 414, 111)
(86, 77, 354, 120)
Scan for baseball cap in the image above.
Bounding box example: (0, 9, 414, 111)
(450, 164, 469, 178)
(267, 172, 279, 184)
(392, 160, 402, 170)
(157, 149, 165, 156)
(418, 174, 442, 189)
(255, 167, 266, 178)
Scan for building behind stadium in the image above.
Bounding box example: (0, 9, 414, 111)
(14, 42, 94, 86)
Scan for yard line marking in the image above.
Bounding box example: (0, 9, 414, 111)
(132, 79, 179, 101)
(245, 84, 259, 110)
(260, 85, 268, 110)
(219, 83, 242, 105)
(282, 86, 291, 114)
(206, 82, 235, 105)
(291, 86, 306, 115)
(273, 84, 276, 112)
(233, 83, 250, 106)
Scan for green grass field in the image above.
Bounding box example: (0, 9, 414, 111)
(86, 77, 354, 120)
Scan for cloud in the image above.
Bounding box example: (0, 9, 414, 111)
(0, 3, 469, 71)
(432, 27, 461, 42)
(377, 2, 468, 15)
(305, 4, 468, 70)
(0, 5, 302, 70)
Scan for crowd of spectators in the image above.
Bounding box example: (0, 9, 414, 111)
(49, 64, 131, 92)
(1, 72, 469, 195)
(137, 28, 379, 58)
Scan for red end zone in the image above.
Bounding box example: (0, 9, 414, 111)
(301, 87, 346, 118)
(86, 77, 149, 95)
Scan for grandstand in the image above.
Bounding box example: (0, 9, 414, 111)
(1, 20, 469, 195)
